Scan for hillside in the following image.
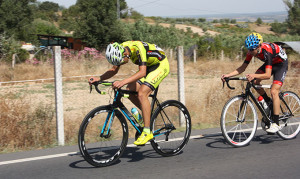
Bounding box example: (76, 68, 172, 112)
(147, 22, 220, 36)
(176, 11, 288, 23)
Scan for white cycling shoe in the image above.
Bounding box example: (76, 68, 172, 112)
(266, 123, 281, 133)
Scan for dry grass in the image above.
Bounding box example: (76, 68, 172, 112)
(0, 93, 56, 153)
(0, 52, 299, 153)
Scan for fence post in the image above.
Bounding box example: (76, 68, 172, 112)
(220, 50, 224, 61)
(193, 49, 197, 63)
(177, 46, 185, 126)
(12, 54, 16, 69)
(170, 48, 173, 60)
(53, 46, 65, 146)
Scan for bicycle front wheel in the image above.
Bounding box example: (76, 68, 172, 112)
(221, 96, 258, 147)
(78, 106, 128, 167)
(277, 91, 300, 139)
(150, 100, 191, 156)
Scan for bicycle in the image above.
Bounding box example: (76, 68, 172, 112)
(78, 81, 192, 167)
(220, 77, 300, 147)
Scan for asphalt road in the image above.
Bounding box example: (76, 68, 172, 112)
(0, 128, 300, 179)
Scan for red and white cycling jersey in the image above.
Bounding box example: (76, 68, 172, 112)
(244, 42, 288, 86)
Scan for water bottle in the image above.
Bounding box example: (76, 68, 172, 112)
(131, 108, 144, 127)
(258, 96, 269, 114)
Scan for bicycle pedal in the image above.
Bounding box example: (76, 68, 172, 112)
(267, 132, 275, 135)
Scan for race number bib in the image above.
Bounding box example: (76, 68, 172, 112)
(278, 46, 288, 60)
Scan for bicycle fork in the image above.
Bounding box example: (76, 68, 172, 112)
(236, 97, 248, 123)
(100, 111, 115, 138)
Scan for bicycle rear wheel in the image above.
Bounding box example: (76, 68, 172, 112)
(150, 100, 191, 156)
(277, 91, 300, 139)
(78, 106, 128, 167)
(221, 95, 258, 147)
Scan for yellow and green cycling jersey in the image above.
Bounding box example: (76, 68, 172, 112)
(121, 41, 169, 90)
(121, 41, 166, 66)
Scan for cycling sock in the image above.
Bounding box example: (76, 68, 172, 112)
(273, 115, 279, 125)
(262, 93, 271, 103)
(143, 127, 151, 134)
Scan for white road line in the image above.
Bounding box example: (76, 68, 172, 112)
(0, 134, 206, 166)
(0, 152, 78, 166)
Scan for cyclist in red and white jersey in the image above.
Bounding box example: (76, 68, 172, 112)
(221, 32, 288, 133)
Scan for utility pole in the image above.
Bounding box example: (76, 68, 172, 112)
(117, 0, 120, 19)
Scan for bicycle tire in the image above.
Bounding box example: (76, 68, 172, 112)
(150, 100, 191, 156)
(78, 106, 128, 167)
(277, 91, 300, 139)
(220, 95, 258, 147)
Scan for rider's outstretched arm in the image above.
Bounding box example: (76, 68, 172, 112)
(100, 65, 120, 81)
(222, 62, 248, 80)
(89, 65, 120, 84)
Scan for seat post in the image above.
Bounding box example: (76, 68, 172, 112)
(150, 86, 159, 114)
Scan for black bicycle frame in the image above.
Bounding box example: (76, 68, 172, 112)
(240, 82, 294, 124)
(239, 82, 271, 122)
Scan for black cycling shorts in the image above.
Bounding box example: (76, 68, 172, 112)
(256, 59, 288, 86)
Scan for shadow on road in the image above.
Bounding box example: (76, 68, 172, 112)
(252, 134, 282, 145)
(69, 145, 167, 169)
(193, 131, 283, 149)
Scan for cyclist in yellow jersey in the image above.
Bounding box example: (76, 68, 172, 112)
(89, 41, 170, 145)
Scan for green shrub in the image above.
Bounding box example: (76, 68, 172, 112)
(17, 49, 30, 63)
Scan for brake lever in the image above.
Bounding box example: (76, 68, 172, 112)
(224, 78, 235, 90)
(90, 85, 93, 93)
(89, 78, 94, 93)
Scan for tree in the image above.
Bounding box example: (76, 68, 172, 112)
(284, 0, 300, 35)
(0, 0, 35, 40)
(230, 19, 237, 24)
(256, 18, 263, 25)
(198, 18, 206, 23)
(31, 1, 60, 22)
(130, 9, 144, 20)
(271, 20, 288, 34)
(74, 0, 128, 48)
(39, 1, 59, 12)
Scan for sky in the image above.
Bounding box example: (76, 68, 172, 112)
(38, 0, 289, 17)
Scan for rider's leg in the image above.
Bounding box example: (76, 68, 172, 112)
(134, 84, 153, 145)
(266, 83, 282, 133)
(137, 84, 153, 128)
(127, 82, 141, 109)
(254, 69, 271, 102)
(270, 83, 282, 125)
